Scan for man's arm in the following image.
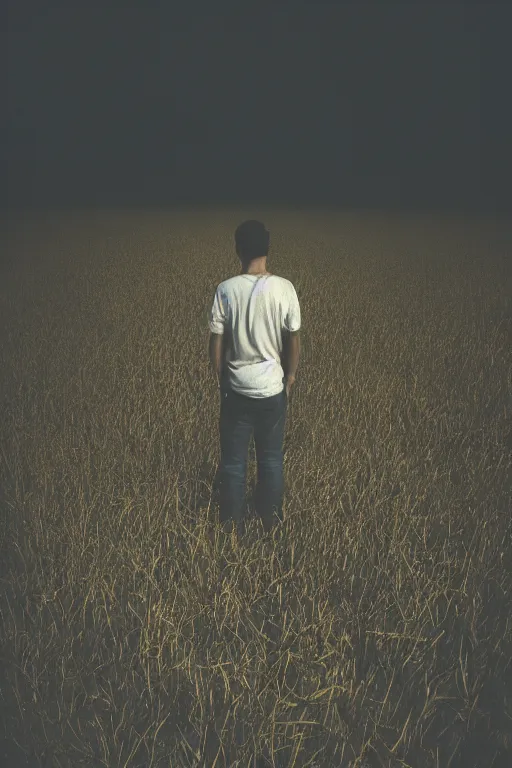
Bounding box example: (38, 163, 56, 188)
(282, 330, 301, 383)
(209, 332, 225, 387)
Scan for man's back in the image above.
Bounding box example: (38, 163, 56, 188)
(209, 273, 301, 398)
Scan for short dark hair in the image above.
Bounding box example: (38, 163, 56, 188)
(235, 220, 270, 260)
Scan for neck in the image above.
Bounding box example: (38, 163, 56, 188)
(240, 258, 268, 275)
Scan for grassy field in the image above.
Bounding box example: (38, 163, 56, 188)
(0, 208, 511, 767)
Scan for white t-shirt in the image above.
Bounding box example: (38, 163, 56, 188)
(209, 274, 301, 398)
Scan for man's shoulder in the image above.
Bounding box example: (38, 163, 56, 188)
(219, 274, 293, 289)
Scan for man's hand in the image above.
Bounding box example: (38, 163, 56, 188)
(284, 374, 296, 398)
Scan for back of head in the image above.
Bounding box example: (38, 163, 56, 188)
(235, 220, 270, 260)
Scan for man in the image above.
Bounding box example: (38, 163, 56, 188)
(208, 220, 301, 535)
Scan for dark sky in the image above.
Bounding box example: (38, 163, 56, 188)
(5, 2, 512, 211)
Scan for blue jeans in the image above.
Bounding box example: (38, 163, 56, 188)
(217, 385, 287, 533)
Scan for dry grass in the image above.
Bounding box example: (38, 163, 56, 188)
(0, 208, 511, 767)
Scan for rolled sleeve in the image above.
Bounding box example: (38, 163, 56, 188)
(208, 285, 228, 335)
(284, 284, 301, 332)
